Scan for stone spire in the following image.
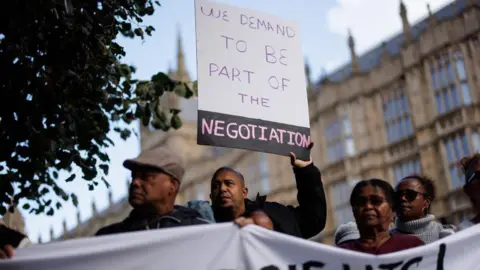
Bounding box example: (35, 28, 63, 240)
(304, 58, 312, 91)
(400, 0, 412, 44)
(62, 219, 67, 235)
(49, 226, 54, 242)
(175, 26, 188, 82)
(108, 189, 113, 205)
(75, 209, 81, 234)
(381, 42, 390, 63)
(466, 0, 476, 7)
(76, 209, 81, 225)
(91, 199, 98, 216)
(348, 29, 359, 74)
(427, 4, 436, 27)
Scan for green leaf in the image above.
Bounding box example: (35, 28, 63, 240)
(171, 114, 182, 129)
(22, 203, 30, 210)
(71, 194, 79, 207)
(99, 164, 109, 175)
(134, 28, 144, 38)
(145, 26, 155, 36)
(65, 174, 76, 182)
(141, 105, 151, 126)
(46, 208, 54, 216)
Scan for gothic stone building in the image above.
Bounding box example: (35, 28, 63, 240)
(309, 0, 480, 243)
(59, 0, 480, 245)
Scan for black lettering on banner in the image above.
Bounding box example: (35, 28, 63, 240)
(379, 261, 403, 270)
(436, 243, 446, 270)
(302, 260, 325, 269)
(401, 257, 423, 270)
(260, 266, 279, 270)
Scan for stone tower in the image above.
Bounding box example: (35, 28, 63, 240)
(2, 207, 26, 235)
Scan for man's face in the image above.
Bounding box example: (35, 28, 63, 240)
(128, 168, 178, 209)
(210, 170, 247, 209)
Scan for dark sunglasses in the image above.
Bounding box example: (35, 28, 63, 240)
(353, 195, 385, 207)
(465, 171, 480, 186)
(395, 189, 427, 202)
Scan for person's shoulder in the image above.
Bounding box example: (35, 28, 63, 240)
(96, 222, 124, 236)
(391, 234, 424, 246)
(183, 200, 215, 223)
(173, 205, 212, 224)
(337, 239, 357, 249)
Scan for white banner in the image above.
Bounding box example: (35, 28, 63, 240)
(1, 223, 480, 269)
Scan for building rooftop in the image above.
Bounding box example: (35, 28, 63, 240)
(321, 0, 479, 84)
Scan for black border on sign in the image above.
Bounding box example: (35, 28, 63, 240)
(197, 110, 311, 160)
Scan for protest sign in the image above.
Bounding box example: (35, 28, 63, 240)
(2, 224, 480, 269)
(194, 0, 311, 159)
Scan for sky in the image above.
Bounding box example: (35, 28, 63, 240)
(20, 0, 453, 243)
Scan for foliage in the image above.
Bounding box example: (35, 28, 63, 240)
(0, 0, 194, 215)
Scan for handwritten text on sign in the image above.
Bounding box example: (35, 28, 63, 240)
(201, 7, 294, 109)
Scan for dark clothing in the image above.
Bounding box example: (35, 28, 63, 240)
(0, 225, 30, 248)
(244, 163, 327, 239)
(337, 234, 424, 255)
(96, 205, 209, 236)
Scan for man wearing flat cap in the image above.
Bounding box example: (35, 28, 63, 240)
(95, 147, 210, 236)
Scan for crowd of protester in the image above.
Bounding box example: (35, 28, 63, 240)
(1, 145, 479, 259)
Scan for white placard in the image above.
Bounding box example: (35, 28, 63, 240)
(195, 0, 309, 127)
(194, 0, 311, 158)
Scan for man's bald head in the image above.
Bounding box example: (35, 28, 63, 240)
(211, 166, 245, 187)
(210, 166, 248, 217)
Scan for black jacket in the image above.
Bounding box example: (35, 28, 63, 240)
(245, 163, 327, 239)
(95, 205, 210, 236)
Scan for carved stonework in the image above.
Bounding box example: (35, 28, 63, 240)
(2, 207, 26, 235)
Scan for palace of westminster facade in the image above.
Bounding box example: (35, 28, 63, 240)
(3, 0, 479, 245)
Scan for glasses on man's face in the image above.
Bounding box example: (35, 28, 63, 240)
(465, 171, 480, 186)
(353, 195, 385, 207)
(395, 189, 427, 202)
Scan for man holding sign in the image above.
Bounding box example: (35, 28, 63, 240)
(186, 143, 327, 239)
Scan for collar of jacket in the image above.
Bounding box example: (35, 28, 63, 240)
(244, 193, 267, 214)
(125, 205, 201, 230)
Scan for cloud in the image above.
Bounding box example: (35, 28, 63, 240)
(326, 0, 453, 56)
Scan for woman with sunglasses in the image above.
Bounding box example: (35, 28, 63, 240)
(393, 175, 455, 243)
(337, 179, 424, 254)
(459, 154, 480, 230)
